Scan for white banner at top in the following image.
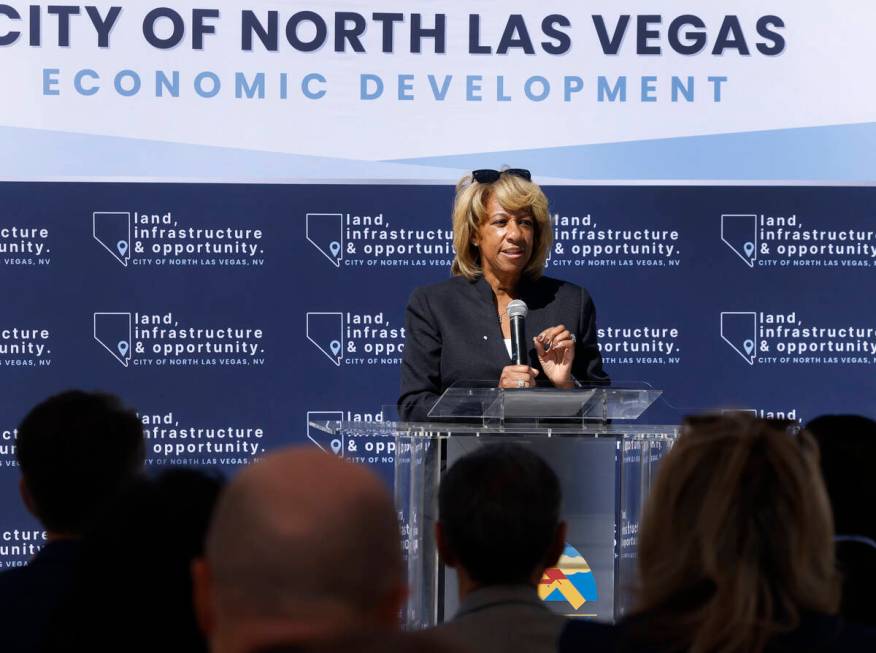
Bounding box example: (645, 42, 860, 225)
(0, 1, 874, 179)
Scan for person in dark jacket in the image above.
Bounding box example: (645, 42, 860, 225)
(0, 390, 145, 653)
(398, 169, 607, 421)
(43, 468, 224, 653)
(429, 443, 568, 653)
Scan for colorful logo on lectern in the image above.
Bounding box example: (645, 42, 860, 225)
(538, 544, 598, 610)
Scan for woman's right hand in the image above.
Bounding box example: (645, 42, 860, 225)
(499, 365, 539, 389)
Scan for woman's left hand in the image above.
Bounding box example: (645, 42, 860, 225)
(534, 324, 576, 389)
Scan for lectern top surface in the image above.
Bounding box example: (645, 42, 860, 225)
(308, 419, 679, 439)
(428, 382, 663, 422)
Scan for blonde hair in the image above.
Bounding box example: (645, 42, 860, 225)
(633, 414, 840, 653)
(450, 172, 551, 280)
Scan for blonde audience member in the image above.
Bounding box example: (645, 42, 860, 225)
(560, 414, 876, 653)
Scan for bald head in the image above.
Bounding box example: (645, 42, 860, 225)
(204, 448, 403, 629)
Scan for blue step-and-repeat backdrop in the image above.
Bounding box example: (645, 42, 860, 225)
(2, 2, 876, 573)
(4, 181, 876, 566)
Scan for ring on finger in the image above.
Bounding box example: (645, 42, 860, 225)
(516, 379, 526, 388)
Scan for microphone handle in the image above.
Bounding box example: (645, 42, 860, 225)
(510, 315, 527, 366)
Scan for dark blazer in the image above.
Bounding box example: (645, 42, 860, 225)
(0, 539, 79, 653)
(398, 275, 608, 421)
(430, 585, 567, 653)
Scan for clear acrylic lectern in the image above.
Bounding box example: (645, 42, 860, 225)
(308, 383, 678, 627)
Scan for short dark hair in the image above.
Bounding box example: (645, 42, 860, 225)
(16, 390, 145, 534)
(438, 443, 562, 585)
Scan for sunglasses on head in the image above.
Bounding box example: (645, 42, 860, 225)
(471, 168, 532, 184)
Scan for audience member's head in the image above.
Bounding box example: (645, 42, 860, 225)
(43, 467, 225, 653)
(632, 414, 840, 653)
(16, 389, 145, 536)
(805, 414, 876, 540)
(193, 448, 406, 653)
(436, 443, 565, 590)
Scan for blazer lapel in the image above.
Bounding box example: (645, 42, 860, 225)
(470, 276, 512, 364)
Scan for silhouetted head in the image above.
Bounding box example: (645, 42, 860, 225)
(193, 448, 405, 653)
(437, 443, 564, 587)
(16, 390, 145, 535)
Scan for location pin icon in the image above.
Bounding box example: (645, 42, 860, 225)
(329, 241, 341, 258)
(743, 241, 755, 258)
(743, 339, 754, 356)
(117, 240, 129, 257)
(117, 340, 129, 357)
(330, 439, 342, 455)
(330, 340, 341, 356)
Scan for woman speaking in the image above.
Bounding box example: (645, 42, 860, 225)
(398, 169, 608, 422)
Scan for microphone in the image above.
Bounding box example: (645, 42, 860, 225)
(507, 299, 529, 366)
